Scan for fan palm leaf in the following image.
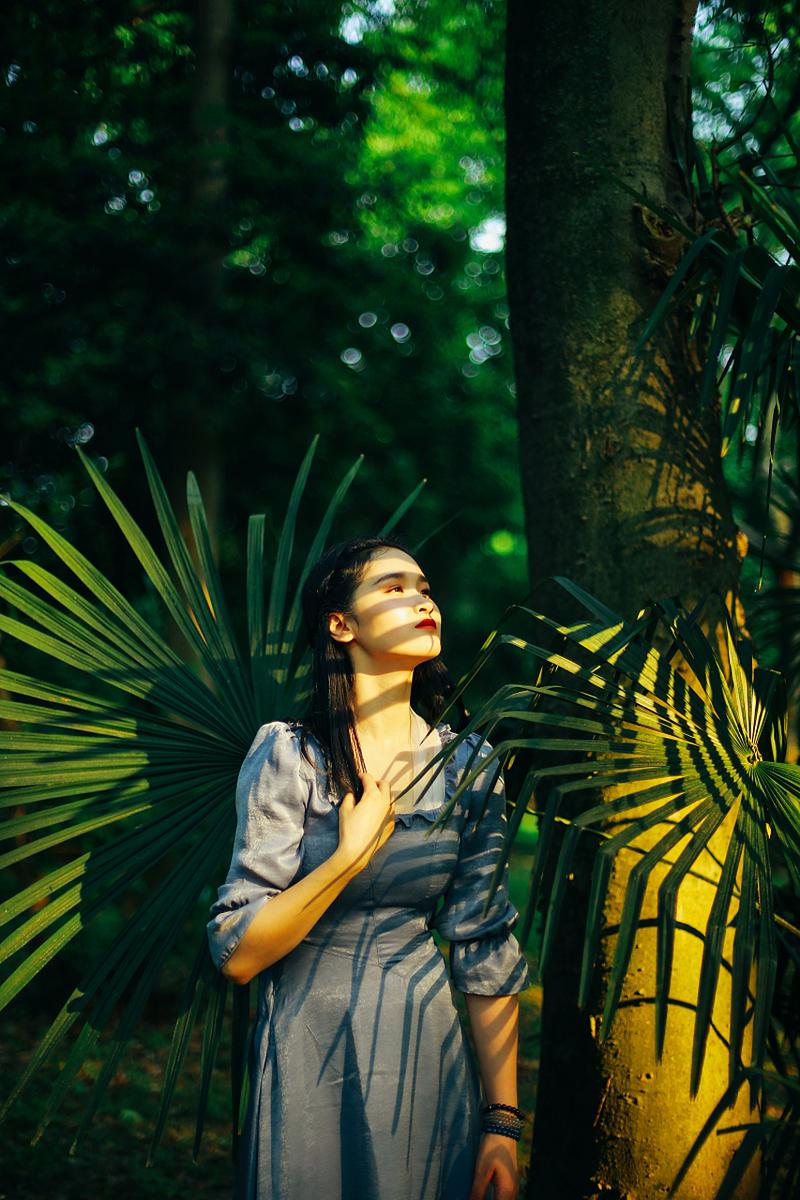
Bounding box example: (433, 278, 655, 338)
(424, 576, 799, 1101)
(0, 429, 425, 1162)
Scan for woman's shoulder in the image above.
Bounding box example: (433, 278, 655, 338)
(250, 717, 311, 743)
(253, 718, 326, 782)
(244, 719, 313, 774)
(236, 720, 326, 805)
(248, 718, 299, 746)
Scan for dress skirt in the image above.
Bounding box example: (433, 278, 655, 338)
(237, 908, 485, 1199)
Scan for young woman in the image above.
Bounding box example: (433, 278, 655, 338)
(207, 535, 531, 1200)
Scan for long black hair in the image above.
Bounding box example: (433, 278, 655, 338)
(294, 535, 467, 802)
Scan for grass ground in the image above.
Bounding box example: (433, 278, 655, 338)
(0, 829, 543, 1199)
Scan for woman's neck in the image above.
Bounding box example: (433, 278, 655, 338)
(350, 670, 417, 749)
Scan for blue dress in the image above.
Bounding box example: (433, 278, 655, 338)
(207, 719, 531, 1200)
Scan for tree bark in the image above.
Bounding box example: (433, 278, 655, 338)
(165, 0, 233, 664)
(505, 1, 760, 1196)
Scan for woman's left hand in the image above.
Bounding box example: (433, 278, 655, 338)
(468, 1132, 520, 1200)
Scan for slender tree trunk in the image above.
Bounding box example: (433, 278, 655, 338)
(182, 0, 233, 546)
(505, 1, 760, 1196)
(166, 0, 233, 663)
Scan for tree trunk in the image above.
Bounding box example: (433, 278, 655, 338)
(504, 1, 760, 1196)
(165, 0, 233, 664)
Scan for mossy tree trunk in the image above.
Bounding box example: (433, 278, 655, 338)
(504, 1, 760, 1196)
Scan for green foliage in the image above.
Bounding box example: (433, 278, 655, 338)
(0, 0, 526, 710)
(430, 577, 799, 1105)
(667, 1065, 800, 1200)
(0, 430, 432, 1160)
(744, 468, 800, 701)
(3, 0, 800, 1190)
(616, 1, 800, 613)
(0, 999, 244, 1196)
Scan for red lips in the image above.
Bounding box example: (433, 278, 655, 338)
(416, 619, 436, 628)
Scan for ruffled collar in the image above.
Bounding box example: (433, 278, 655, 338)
(393, 720, 459, 827)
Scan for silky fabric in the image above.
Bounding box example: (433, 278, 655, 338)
(207, 719, 531, 1200)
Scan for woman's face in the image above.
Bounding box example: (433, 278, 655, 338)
(329, 549, 442, 666)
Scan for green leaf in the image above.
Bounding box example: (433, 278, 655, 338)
(451, 578, 798, 1096)
(0, 433, 414, 1162)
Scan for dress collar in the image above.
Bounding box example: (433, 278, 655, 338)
(289, 717, 463, 824)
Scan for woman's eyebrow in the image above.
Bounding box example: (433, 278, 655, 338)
(372, 571, 431, 587)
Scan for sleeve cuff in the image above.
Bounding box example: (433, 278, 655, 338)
(206, 889, 276, 972)
(449, 930, 532, 995)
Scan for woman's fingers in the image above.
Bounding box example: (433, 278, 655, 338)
(360, 772, 394, 806)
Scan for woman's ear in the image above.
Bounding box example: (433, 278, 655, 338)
(327, 611, 355, 644)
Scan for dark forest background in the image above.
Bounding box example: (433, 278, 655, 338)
(2, 1, 799, 1197)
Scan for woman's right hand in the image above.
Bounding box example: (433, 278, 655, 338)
(336, 771, 396, 873)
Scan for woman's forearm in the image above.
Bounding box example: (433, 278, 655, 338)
(464, 992, 520, 1106)
(221, 848, 361, 985)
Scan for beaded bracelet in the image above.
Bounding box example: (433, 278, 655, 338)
(482, 1120, 521, 1141)
(482, 1118, 520, 1137)
(483, 1102, 526, 1121)
(481, 1101, 525, 1142)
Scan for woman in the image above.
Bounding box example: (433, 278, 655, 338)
(207, 535, 532, 1200)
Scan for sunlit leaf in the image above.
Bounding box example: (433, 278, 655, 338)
(428, 576, 798, 1099)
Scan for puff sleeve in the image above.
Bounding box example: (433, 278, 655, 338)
(206, 720, 309, 973)
(433, 734, 531, 996)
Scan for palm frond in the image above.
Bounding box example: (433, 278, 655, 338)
(746, 466, 800, 702)
(0, 430, 425, 1160)
(666, 1065, 800, 1200)
(611, 153, 800, 597)
(428, 577, 798, 1098)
